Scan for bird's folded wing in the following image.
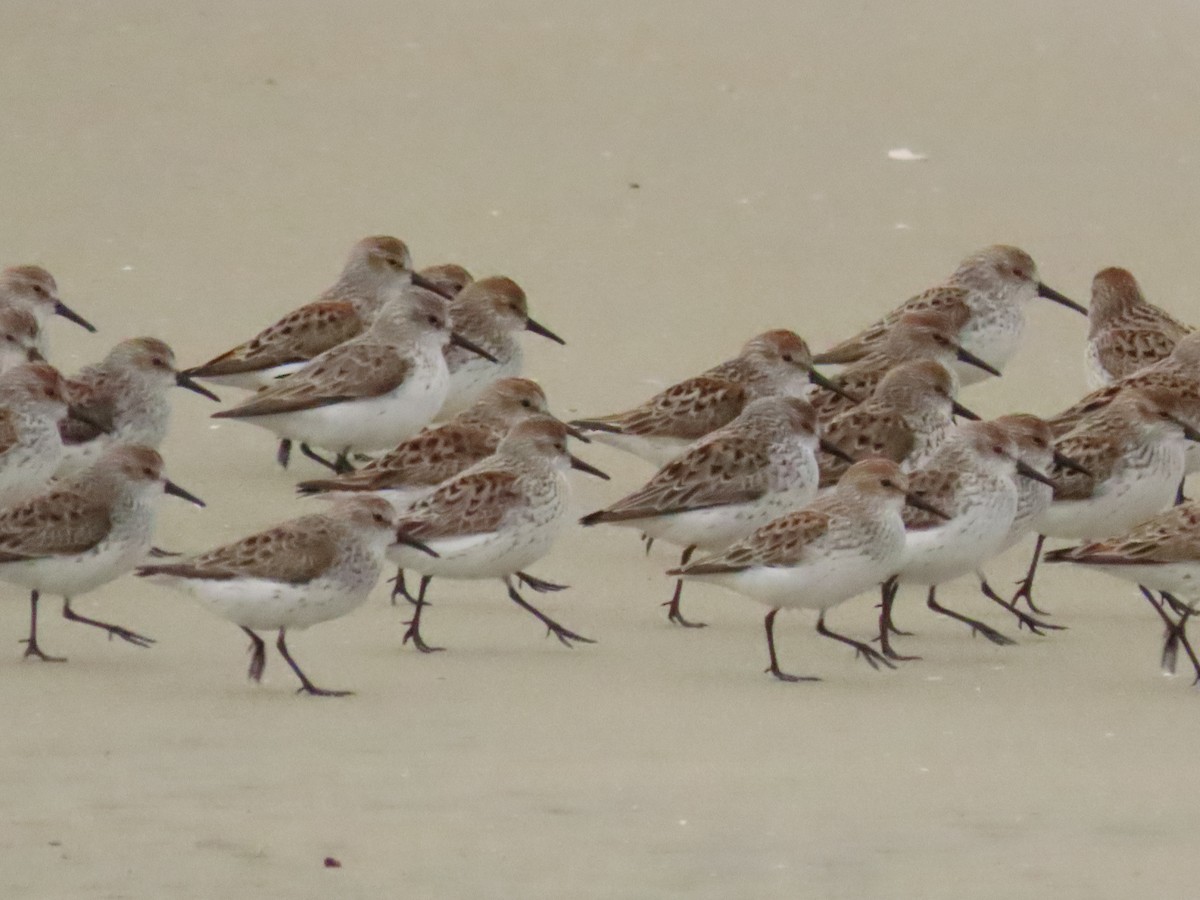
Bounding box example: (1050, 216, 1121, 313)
(214, 345, 411, 417)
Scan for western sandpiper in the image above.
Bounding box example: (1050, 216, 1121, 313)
(817, 360, 964, 488)
(878, 420, 1057, 658)
(814, 245, 1084, 380)
(0, 265, 96, 352)
(439, 276, 565, 418)
(1085, 267, 1192, 389)
(0, 363, 105, 506)
(212, 289, 495, 473)
(1048, 331, 1200, 438)
(386, 416, 607, 652)
(808, 310, 998, 422)
(1046, 502, 1200, 681)
(0, 444, 203, 662)
(185, 236, 452, 391)
(581, 396, 840, 627)
(670, 458, 945, 681)
(973, 414, 1079, 632)
(57, 337, 220, 474)
(572, 330, 847, 467)
(1013, 387, 1200, 614)
(137, 494, 435, 696)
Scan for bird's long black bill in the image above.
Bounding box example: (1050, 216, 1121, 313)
(164, 479, 205, 508)
(563, 422, 592, 443)
(953, 345, 1002, 377)
(950, 400, 981, 421)
(526, 317, 566, 345)
(54, 301, 97, 333)
(819, 437, 855, 463)
(1037, 282, 1087, 314)
(175, 371, 221, 402)
(449, 331, 499, 362)
(1016, 460, 1057, 487)
(394, 530, 440, 558)
(808, 369, 860, 402)
(905, 493, 951, 520)
(1052, 450, 1092, 476)
(569, 454, 609, 480)
(411, 271, 456, 299)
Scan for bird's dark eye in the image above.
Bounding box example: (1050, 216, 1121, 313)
(993, 445, 1004, 454)
(782, 354, 794, 362)
(4, 336, 14, 343)
(428, 315, 439, 326)
(1011, 267, 1027, 278)
(520, 399, 532, 408)
(142, 467, 155, 477)
(32, 285, 45, 296)
(882, 479, 895, 488)
(373, 513, 389, 525)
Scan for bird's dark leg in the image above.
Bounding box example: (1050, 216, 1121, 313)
(876, 578, 920, 661)
(21, 590, 65, 662)
(298, 443, 340, 472)
(389, 568, 419, 606)
(276, 629, 351, 697)
(816, 609, 896, 670)
(516, 571, 569, 592)
(241, 626, 267, 682)
(762, 607, 818, 682)
(1139, 587, 1200, 682)
(504, 577, 594, 647)
(332, 451, 354, 475)
(927, 586, 1015, 646)
(664, 545, 706, 628)
(979, 575, 1064, 635)
(62, 598, 154, 648)
(402, 575, 444, 653)
(1010, 534, 1048, 614)
(276, 439, 292, 469)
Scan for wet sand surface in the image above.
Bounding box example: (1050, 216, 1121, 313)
(4, 1, 1200, 896)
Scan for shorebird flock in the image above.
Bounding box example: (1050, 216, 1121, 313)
(1, 239, 1198, 695)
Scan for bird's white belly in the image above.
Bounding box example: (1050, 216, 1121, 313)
(389, 517, 563, 580)
(1037, 451, 1183, 539)
(158, 574, 373, 631)
(898, 498, 1016, 586)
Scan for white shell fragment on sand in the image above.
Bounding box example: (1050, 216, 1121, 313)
(887, 147, 928, 161)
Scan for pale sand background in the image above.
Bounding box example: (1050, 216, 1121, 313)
(3, 1, 1200, 897)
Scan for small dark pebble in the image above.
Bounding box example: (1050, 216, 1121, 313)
(628, 182, 640, 189)
(324, 857, 341, 869)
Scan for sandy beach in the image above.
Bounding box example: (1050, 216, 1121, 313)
(3, 1, 1200, 896)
